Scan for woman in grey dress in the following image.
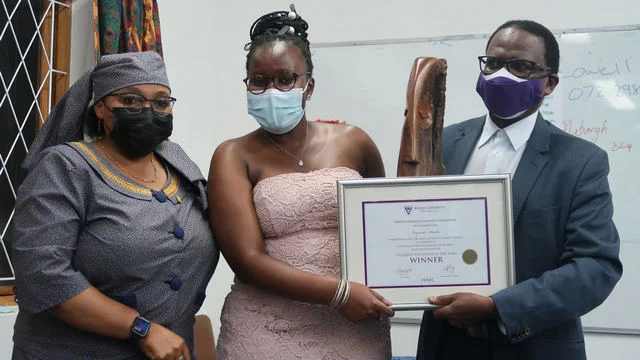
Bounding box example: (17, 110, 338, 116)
(10, 51, 218, 360)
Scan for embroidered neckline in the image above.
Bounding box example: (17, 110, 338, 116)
(254, 166, 360, 193)
(75, 142, 179, 198)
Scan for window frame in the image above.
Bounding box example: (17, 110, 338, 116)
(0, 0, 72, 302)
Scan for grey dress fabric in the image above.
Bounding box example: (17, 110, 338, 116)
(10, 140, 218, 359)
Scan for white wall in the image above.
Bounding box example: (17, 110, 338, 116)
(0, 0, 637, 357)
(68, 0, 94, 85)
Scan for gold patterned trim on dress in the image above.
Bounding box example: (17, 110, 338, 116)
(76, 142, 151, 195)
(75, 142, 179, 197)
(164, 171, 180, 198)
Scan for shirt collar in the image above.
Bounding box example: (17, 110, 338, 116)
(477, 111, 538, 151)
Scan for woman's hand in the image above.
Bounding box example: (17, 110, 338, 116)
(138, 323, 191, 360)
(340, 282, 394, 322)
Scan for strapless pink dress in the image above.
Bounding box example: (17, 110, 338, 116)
(216, 167, 392, 359)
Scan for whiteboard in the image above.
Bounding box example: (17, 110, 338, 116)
(307, 25, 640, 334)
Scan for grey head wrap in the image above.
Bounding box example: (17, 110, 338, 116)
(22, 51, 170, 170)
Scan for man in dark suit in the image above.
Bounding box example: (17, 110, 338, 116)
(416, 20, 622, 360)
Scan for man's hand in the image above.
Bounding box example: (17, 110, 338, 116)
(430, 292, 498, 328)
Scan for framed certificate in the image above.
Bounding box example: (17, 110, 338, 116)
(337, 174, 515, 311)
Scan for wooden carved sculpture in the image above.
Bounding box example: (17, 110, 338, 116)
(397, 57, 447, 177)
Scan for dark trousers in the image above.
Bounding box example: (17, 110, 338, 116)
(435, 324, 492, 360)
(417, 312, 493, 360)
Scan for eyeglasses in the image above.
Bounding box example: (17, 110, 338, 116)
(106, 93, 176, 116)
(243, 69, 311, 95)
(478, 56, 552, 79)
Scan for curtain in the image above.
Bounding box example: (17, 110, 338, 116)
(93, 0, 163, 60)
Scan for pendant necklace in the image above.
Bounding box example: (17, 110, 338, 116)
(97, 140, 158, 183)
(264, 121, 308, 167)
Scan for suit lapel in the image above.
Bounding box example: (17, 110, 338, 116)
(446, 116, 485, 175)
(511, 114, 550, 222)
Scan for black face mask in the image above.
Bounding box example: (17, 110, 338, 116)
(108, 107, 173, 158)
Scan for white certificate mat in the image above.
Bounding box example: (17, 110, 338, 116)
(363, 198, 490, 288)
(338, 174, 515, 309)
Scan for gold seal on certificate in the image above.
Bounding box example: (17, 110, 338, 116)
(462, 249, 478, 265)
(337, 174, 515, 311)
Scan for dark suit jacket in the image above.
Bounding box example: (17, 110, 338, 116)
(416, 114, 622, 360)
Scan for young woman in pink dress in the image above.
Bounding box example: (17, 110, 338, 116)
(208, 6, 394, 360)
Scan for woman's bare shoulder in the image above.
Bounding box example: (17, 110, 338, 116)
(321, 122, 375, 149)
(317, 121, 368, 139)
(212, 130, 261, 162)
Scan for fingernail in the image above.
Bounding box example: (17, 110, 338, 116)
(428, 296, 437, 303)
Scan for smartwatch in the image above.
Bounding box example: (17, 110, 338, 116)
(130, 316, 152, 342)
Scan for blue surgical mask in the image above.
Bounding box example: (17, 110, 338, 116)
(247, 87, 306, 134)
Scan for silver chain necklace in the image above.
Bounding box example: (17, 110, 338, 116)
(264, 121, 308, 167)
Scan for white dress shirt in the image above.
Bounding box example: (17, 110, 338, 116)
(463, 111, 539, 177)
(463, 111, 538, 337)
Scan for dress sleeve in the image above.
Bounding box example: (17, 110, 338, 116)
(11, 147, 91, 314)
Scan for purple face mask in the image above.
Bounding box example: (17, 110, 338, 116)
(476, 68, 545, 119)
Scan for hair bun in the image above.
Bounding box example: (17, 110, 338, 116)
(247, 4, 310, 47)
(244, 4, 314, 75)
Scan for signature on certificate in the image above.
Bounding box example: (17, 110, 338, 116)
(442, 264, 456, 274)
(395, 268, 413, 278)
